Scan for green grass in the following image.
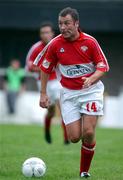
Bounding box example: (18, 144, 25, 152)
(0, 124, 123, 180)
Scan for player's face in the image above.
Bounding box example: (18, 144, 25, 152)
(58, 14, 79, 40)
(40, 26, 54, 44)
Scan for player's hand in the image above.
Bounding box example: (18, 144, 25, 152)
(39, 93, 50, 108)
(82, 77, 93, 88)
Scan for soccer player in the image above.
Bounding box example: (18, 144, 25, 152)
(34, 7, 109, 178)
(26, 22, 69, 144)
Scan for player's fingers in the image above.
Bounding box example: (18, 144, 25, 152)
(42, 98, 51, 108)
(83, 79, 89, 85)
(46, 101, 50, 108)
(39, 99, 47, 108)
(40, 102, 48, 108)
(83, 80, 91, 88)
(39, 95, 50, 108)
(81, 77, 87, 81)
(39, 101, 44, 108)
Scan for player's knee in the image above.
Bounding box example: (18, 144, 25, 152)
(84, 129, 94, 139)
(70, 134, 81, 143)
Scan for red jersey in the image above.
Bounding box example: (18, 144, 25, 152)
(35, 33, 109, 90)
(26, 41, 56, 80)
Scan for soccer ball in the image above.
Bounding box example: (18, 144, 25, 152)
(22, 157, 46, 177)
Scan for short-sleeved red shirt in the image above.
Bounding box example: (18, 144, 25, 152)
(38, 32, 109, 89)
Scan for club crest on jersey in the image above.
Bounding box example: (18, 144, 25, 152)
(97, 62, 106, 68)
(42, 59, 50, 69)
(81, 46, 88, 52)
(60, 48, 65, 53)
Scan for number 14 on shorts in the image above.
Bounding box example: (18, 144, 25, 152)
(86, 102, 97, 112)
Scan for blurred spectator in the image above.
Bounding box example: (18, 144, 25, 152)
(4, 59, 25, 114)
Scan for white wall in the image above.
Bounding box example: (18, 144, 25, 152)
(0, 90, 123, 128)
(0, 91, 47, 124)
(100, 92, 123, 128)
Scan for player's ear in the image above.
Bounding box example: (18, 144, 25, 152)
(75, 21, 79, 28)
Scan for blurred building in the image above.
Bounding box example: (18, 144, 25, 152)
(0, 0, 123, 95)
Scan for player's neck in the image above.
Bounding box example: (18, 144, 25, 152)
(42, 40, 51, 45)
(67, 31, 80, 42)
(42, 41, 47, 46)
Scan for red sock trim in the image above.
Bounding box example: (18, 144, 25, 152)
(83, 142, 96, 149)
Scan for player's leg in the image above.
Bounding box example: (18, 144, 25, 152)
(80, 115, 98, 177)
(44, 105, 55, 143)
(61, 120, 70, 144)
(66, 119, 81, 143)
(60, 87, 82, 143)
(79, 81, 104, 177)
(56, 100, 69, 144)
(37, 80, 55, 143)
(44, 80, 57, 144)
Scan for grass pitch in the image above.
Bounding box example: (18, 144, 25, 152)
(0, 124, 123, 180)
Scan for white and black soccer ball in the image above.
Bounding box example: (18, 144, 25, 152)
(22, 157, 46, 177)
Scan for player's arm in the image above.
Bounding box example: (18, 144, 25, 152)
(82, 39, 109, 88)
(39, 71, 50, 108)
(39, 44, 58, 108)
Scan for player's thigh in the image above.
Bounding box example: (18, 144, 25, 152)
(66, 119, 81, 143)
(82, 115, 98, 138)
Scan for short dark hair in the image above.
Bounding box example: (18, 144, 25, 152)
(40, 22, 54, 31)
(59, 7, 79, 21)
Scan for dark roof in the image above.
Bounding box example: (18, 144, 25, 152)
(0, 0, 123, 31)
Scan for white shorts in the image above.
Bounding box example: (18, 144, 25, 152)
(37, 79, 62, 104)
(60, 81, 104, 125)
